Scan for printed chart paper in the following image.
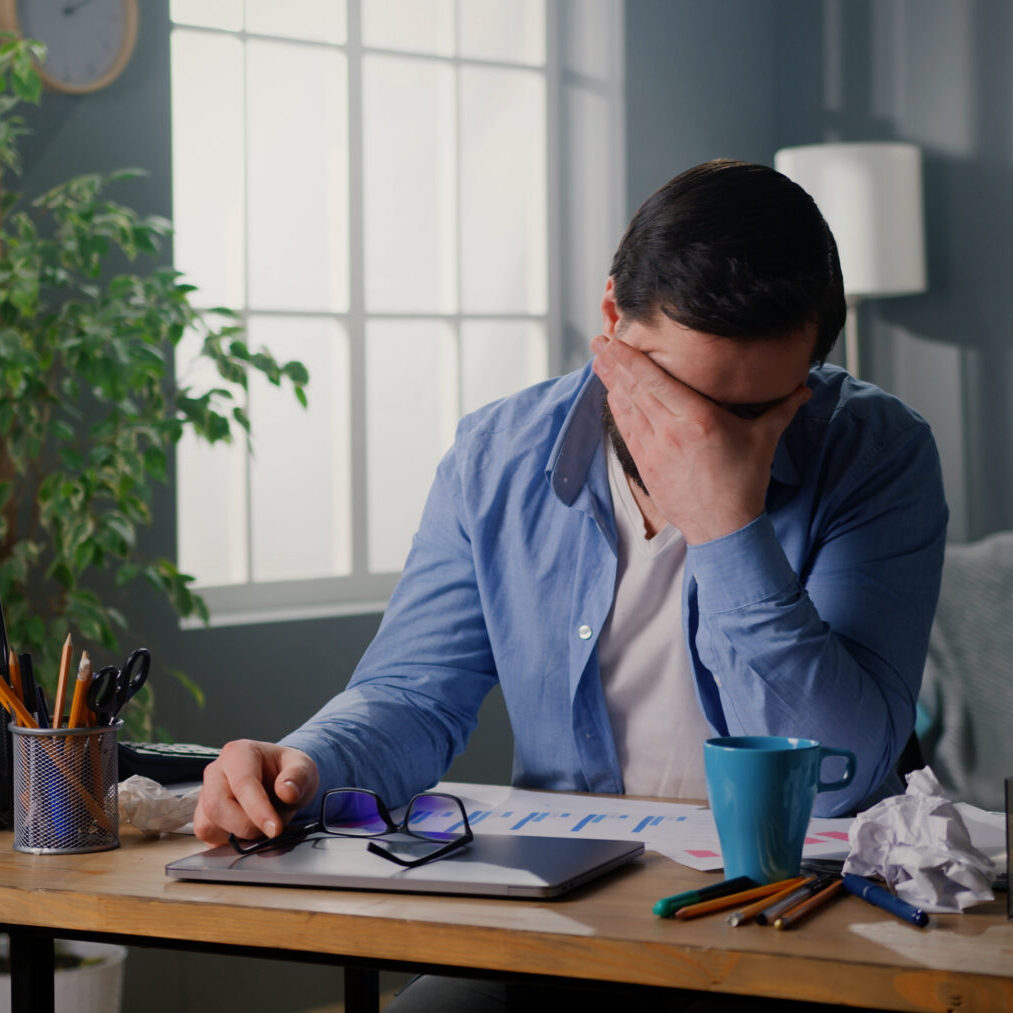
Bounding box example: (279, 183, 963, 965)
(438, 781, 855, 871)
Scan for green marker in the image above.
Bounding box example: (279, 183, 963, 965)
(653, 875, 757, 918)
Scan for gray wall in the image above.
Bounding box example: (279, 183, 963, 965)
(16, 1, 1013, 1010)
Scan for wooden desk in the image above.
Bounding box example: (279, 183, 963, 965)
(1, 828, 1010, 1012)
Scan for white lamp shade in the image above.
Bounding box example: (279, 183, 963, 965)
(774, 142, 927, 300)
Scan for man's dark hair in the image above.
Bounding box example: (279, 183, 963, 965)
(609, 159, 846, 362)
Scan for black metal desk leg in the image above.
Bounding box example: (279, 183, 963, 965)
(9, 928, 54, 1013)
(345, 966, 380, 1013)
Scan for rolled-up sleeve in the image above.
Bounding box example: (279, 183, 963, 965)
(688, 412, 947, 816)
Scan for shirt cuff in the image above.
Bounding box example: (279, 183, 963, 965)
(686, 514, 798, 614)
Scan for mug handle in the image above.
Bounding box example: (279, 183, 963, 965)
(816, 747, 856, 792)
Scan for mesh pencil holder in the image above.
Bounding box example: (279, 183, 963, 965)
(11, 720, 122, 854)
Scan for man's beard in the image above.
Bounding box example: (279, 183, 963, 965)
(602, 399, 649, 495)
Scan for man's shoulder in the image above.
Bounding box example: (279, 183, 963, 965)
(804, 364, 934, 447)
(454, 364, 594, 453)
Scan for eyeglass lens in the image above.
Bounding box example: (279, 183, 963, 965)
(404, 793, 469, 842)
(321, 789, 469, 842)
(321, 789, 391, 836)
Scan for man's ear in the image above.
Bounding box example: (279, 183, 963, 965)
(600, 277, 621, 338)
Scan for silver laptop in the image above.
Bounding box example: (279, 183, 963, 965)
(166, 832, 644, 899)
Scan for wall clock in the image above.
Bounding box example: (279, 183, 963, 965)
(0, 0, 139, 94)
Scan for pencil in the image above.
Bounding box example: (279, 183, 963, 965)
(0, 675, 39, 729)
(728, 876, 817, 926)
(67, 650, 93, 729)
(52, 633, 73, 730)
(774, 878, 844, 929)
(675, 877, 808, 920)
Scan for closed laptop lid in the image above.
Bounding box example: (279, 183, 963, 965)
(166, 832, 644, 898)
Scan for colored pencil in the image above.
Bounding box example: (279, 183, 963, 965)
(675, 877, 808, 920)
(52, 633, 73, 729)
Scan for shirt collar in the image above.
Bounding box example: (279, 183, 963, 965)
(546, 365, 607, 507)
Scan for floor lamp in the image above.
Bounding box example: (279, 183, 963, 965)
(774, 142, 927, 378)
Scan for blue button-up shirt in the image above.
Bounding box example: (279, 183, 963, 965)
(283, 362, 947, 817)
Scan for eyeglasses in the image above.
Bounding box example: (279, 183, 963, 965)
(229, 788, 473, 869)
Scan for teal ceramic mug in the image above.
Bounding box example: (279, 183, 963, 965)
(703, 736, 856, 884)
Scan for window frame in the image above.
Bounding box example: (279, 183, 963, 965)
(172, 0, 626, 628)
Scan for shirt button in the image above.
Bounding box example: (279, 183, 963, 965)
(577, 624, 592, 640)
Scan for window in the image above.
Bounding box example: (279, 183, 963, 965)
(172, 1, 625, 625)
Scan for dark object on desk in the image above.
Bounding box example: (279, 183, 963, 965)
(167, 833, 644, 899)
(118, 741, 220, 784)
(17, 653, 37, 723)
(0, 594, 13, 828)
(1006, 776, 1011, 920)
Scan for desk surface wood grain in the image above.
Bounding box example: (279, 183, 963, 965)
(0, 829, 1010, 1012)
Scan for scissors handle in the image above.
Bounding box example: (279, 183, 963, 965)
(86, 648, 151, 724)
(86, 666, 123, 723)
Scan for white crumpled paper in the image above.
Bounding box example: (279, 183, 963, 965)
(842, 767, 995, 912)
(118, 774, 201, 837)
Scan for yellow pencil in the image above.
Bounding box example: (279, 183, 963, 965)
(0, 675, 39, 729)
(52, 633, 73, 730)
(675, 876, 808, 921)
(67, 650, 93, 729)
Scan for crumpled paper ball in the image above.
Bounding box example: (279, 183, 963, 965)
(842, 766, 995, 911)
(118, 774, 201, 837)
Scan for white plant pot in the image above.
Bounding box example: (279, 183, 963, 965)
(0, 940, 126, 1013)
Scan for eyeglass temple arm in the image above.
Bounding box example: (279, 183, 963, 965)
(366, 833, 472, 869)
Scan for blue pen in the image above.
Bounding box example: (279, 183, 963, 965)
(842, 874, 929, 927)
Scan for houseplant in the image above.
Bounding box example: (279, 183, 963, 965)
(0, 34, 308, 736)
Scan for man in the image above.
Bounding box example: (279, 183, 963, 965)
(196, 159, 947, 854)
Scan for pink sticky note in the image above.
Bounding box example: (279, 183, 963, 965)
(686, 849, 720, 858)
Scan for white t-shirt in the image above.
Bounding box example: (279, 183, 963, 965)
(597, 444, 711, 799)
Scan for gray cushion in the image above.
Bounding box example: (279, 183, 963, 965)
(918, 531, 1013, 811)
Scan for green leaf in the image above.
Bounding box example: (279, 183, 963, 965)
(284, 360, 310, 385)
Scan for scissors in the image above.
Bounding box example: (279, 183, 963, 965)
(87, 647, 151, 725)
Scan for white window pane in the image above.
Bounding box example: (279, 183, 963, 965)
(171, 30, 245, 308)
(458, 0, 545, 65)
(563, 86, 620, 342)
(461, 321, 547, 414)
(245, 0, 346, 43)
(362, 0, 454, 54)
(171, 0, 242, 30)
(176, 326, 248, 587)
(363, 55, 456, 313)
(561, 0, 617, 79)
(366, 321, 457, 572)
(248, 316, 351, 582)
(247, 41, 348, 312)
(460, 66, 547, 314)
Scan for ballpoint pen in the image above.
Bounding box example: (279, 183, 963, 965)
(842, 874, 929, 927)
(774, 877, 844, 929)
(756, 874, 837, 925)
(653, 875, 756, 918)
(728, 876, 816, 926)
